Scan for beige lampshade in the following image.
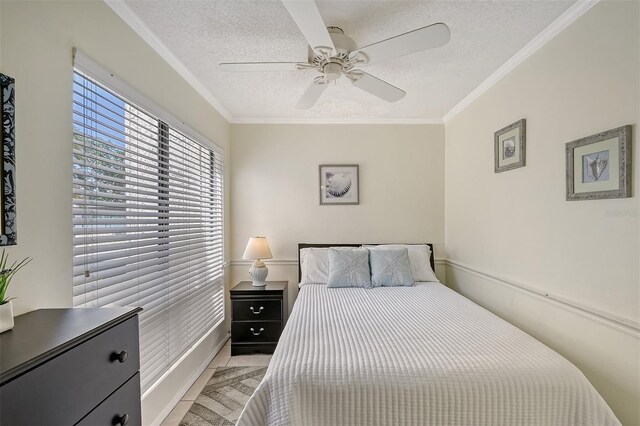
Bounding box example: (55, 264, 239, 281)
(242, 237, 273, 260)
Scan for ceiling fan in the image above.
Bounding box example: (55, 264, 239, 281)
(219, 0, 451, 109)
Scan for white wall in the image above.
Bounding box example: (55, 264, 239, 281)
(0, 2, 230, 424)
(444, 1, 639, 424)
(229, 124, 445, 309)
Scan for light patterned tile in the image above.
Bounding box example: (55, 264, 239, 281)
(160, 401, 192, 426)
(226, 354, 272, 367)
(182, 368, 216, 401)
(207, 344, 231, 367)
(217, 344, 231, 358)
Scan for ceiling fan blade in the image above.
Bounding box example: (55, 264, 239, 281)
(281, 0, 335, 53)
(219, 62, 313, 72)
(350, 71, 406, 103)
(296, 79, 328, 109)
(352, 23, 450, 67)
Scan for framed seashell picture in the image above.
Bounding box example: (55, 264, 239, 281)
(494, 119, 526, 173)
(319, 164, 359, 205)
(566, 125, 631, 201)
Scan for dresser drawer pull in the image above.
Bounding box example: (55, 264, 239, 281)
(250, 327, 265, 336)
(110, 350, 128, 363)
(250, 306, 264, 314)
(113, 413, 130, 426)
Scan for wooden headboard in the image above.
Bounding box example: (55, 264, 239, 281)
(297, 243, 435, 283)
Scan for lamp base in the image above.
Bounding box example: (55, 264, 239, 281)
(249, 261, 268, 287)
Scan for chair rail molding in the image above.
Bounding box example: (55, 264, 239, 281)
(230, 258, 636, 337)
(444, 259, 639, 338)
(228, 259, 447, 267)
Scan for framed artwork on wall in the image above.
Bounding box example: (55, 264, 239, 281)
(0, 73, 17, 246)
(566, 125, 631, 201)
(319, 164, 359, 205)
(494, 119, 526, 173)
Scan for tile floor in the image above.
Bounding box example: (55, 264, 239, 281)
(160, 339, 272, 426)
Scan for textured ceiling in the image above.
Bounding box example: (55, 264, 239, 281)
(124, 0, 575, 120)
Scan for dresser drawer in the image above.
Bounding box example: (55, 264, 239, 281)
(232, 321, 282, 343)
(0, 316, 140, 425)
(78, 372, 141, 426)
(232, 299, 282, 321)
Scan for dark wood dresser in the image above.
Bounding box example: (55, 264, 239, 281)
(0, 307, 142, 426)
(230, 281, 288, 356)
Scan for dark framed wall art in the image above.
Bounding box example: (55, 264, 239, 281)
(1, 73, 17, 245)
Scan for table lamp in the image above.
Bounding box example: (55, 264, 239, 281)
(242, 236, 273, 286)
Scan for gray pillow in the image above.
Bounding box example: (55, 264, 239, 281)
(369, 248, 414, 287)
(327, 247, 372, 288)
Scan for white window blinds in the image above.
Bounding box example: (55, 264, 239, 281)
(72, 60, 224, 394)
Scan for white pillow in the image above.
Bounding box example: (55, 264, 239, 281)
(364, 244, 438, 282)
(299, 248, 330, 285)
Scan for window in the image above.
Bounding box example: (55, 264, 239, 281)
(72, 57, 224, 393)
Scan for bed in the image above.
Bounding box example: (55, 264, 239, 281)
(236, 243, 619, 426)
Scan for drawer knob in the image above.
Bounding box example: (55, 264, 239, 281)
(250, 306, 264, 314)
(113, 413, 130, 426)
(111, 350, 128, 363)
(250, 327, 265, 336)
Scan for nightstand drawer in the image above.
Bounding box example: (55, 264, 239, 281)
(232, 321, 282, 343)
(232, 299, 282, 321)
(230, 281, 289, 355)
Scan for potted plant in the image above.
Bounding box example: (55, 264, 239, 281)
(0, 250, 32, 333)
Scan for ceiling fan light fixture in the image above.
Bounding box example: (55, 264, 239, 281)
(323, 62, 342, 81)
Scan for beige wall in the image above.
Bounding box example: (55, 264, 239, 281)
(0, 1, 230, 424)
(229, 124, 445, 309)
(444, 1, 639, 424)
(2, 0, 638, 424)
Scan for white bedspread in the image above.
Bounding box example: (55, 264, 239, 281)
(237, 282, 619, 426)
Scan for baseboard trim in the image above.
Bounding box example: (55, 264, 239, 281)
(144, 328, 230, 426)
(444, 259, 639, 337)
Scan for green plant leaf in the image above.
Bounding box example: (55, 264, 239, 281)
(0, 250, 32, 304)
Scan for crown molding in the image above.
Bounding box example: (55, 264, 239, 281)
(442, 0, 600, 123)
(105, 0, 440, 126)
(230, 117, 444, 125)
(105, 0, 234, 122)
(107, 0, 598, 127)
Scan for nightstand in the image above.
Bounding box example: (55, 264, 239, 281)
(230, 281, 289, 356)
